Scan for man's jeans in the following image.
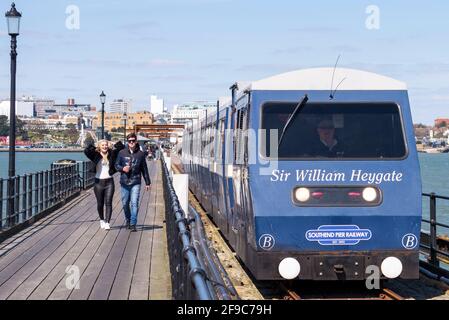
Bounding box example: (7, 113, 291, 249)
(120, 183, 141, 226)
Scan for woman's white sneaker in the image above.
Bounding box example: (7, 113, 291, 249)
(104, 223, 110, 230)
(100, 220, 105, 229)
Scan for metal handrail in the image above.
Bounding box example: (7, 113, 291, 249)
(0, 160, 95, 234)
(161, 156, 213, 300)
(420, 192, 449, 278)
(189, 204, 239, 300)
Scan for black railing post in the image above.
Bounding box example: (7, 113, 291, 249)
(22, 175, 27, 222)
(7, 178, 14, 228)
(39, 172, 44, 212)
(44, 171, 49, 210)
(429, 193, 439, 267)
(27, 174, 32, 218)
(0, 179, 3, 229)
(49, 169, 54, 205)
(34, 172, 38, 215)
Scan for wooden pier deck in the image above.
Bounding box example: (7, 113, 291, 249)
(0, 161, 171, 300)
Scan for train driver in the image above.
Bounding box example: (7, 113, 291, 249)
(311, 118, 345, 157)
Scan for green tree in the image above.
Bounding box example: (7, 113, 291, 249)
(0, 115, 8, 136)
(66, 123, 77, 131)
(0, 116, 25, 136)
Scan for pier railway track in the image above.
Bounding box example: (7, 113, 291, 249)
(170, 158, 449, 300)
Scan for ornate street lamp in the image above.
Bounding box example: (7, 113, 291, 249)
(100, 91, 106, 139)
(5, 2, 21, 226)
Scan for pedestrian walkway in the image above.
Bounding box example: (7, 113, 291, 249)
(0, 161, 171, 300)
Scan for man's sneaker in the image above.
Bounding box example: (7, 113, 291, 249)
(126, 220, 131, 229)
(100, 220, 105, 229)
(130, 225, 137, 232)
(104, 223, 110, 230)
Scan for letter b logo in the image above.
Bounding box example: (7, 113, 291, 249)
(402, 234, 418, 249)
(258, 234, 275, 250)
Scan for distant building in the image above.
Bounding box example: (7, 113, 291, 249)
(171, 101, 217, 124)
(109, 99, 132, 114)
(0, 100, 34, 118)
(22, 115, 79, 130)
(150, 95, 164, 115)
(32, 99, 56, 117)
(92, 111, 154, 131)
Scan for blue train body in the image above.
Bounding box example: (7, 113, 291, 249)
(182, 68, 421, 280)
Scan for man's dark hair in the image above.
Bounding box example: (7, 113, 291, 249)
(126, 133, 137, 140)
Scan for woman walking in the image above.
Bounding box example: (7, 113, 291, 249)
(84, 140, 124, 230)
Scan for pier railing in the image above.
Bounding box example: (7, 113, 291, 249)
(421, 193, 449, 280)
(0, 161, 95, 239)
(161, 156, 238, 300)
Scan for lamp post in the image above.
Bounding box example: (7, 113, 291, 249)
(5, 2, 21, 226)
(100, 91, 106, 139)
(122, 112, 127, 143)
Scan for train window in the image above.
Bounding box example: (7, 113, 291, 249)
(261, 102, 407, 160)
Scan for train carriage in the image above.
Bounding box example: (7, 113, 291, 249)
(183, 68, 421, 281)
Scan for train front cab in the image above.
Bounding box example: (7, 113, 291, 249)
(236, 68, 422, 281)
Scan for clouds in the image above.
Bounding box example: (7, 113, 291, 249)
(118, 21, 158, 32)
(49, 58, 187, 69)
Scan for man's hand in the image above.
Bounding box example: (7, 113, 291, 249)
(145, 185, 151, 191)
(123, 166, 130, 173)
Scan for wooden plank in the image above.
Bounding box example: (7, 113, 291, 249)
(0, 193, 90, 252)
(149, 163, 172, 299)
(0, 195, 98, 292)
(0, 161, 173, 300)
(108, 164, 156, 300)
(87, 218, 132, 299)
(10, 193, 122, 300)
(50, 185, 125, 300)
(68, 168, 157, 300)
(128, 162, 159, 300)
(0, 193, 94, 268)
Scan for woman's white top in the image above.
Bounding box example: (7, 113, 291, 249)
(96, 158, 112, 179)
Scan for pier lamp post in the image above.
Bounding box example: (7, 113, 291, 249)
(100, 91, 106, 139)
(5, 2, 21, 226)
(122, 112, 127, 143)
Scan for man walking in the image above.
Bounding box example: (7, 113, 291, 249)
(115, 133, 151, 231)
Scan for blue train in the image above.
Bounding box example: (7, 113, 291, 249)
(182, 68, 421, 280)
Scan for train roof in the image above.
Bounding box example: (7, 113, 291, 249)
(241, 67, 407, 91)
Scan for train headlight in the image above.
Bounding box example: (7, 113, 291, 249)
(381, 257, 403, 279)
(362, 187, 377, 202)
(295, 188, 310, 202)
(278, 257, 301, 280)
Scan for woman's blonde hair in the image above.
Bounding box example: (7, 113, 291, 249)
(95, 139, 111, 165)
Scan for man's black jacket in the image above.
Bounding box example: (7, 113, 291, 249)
(115, 143, 151, 186)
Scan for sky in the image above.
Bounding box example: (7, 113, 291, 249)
(0, 0, 448, 124)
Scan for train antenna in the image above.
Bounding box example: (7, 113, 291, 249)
(329, 54, 341, 100)
(331, 77, 347, 100)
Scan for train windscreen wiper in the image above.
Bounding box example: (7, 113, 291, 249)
(278, 94, 309, 147)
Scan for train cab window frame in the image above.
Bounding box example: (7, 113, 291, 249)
(259, 101, 409, 161)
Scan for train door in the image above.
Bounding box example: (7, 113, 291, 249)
(210, 115, 220, 218)
(225, 107, 237, 248)
(217, 110, 229, 237)
(203, 121, 213, 213)
(233, 101, 251, 260)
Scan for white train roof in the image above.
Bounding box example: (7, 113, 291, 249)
(242, 67, 407, 91)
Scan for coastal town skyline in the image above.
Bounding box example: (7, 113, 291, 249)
(1, 1, 449, 124)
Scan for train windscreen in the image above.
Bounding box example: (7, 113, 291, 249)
(261, 102, 407, 159)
